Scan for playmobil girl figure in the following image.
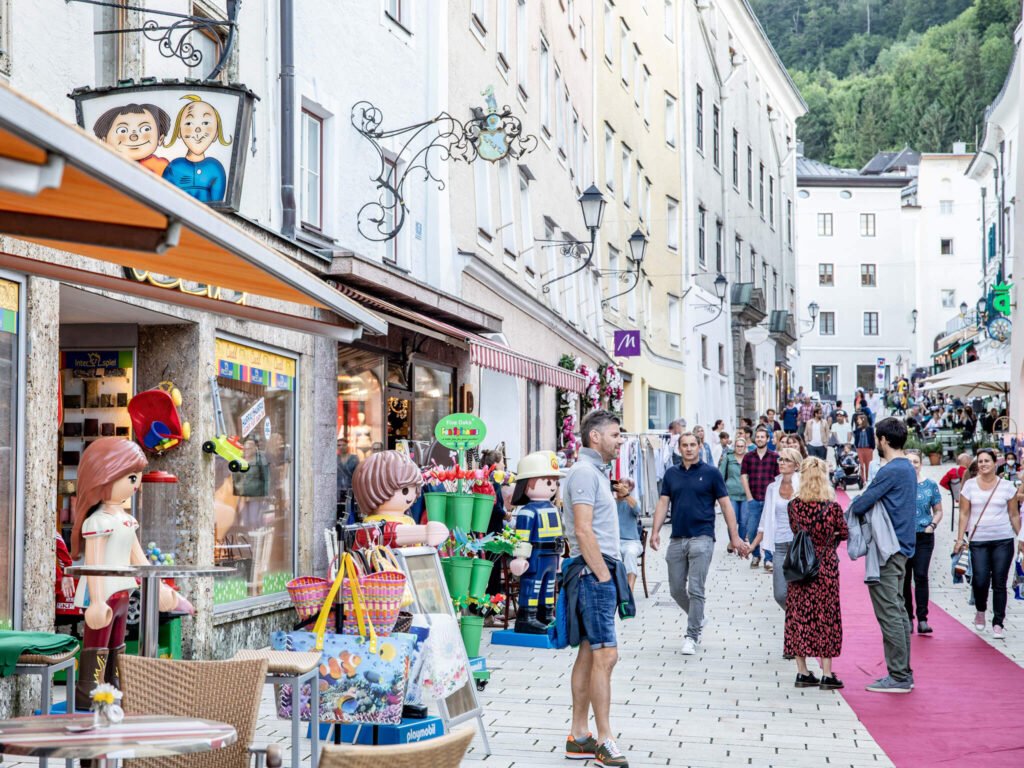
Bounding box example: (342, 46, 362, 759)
(161, 95, 232, 203)
(71, 437, 193, 709)
(352, 450, 448, 547)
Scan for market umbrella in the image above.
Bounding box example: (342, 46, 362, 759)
(922, 359, 1010, 398)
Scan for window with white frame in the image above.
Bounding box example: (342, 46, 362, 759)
(762, 261, 767, 293)
(471, 0, 487, 33)
(786, 199, 793, 247)
(385, 0, 408, 29)
(718, 344, 726, 374)
(563, 233, 578, 324)
(497, 0, 510, 70)
(819, 311, 835, 335)
(637, 166, 647, 222)
(474, 160, 493, 241)
(715, 220, 723, 272)
(734, 235, 742, 278)
(746, 146, 753, 202)
(818, 263, 834, 286)
(645, 279, 653, 333)
(632, 45, 641, 106)
(581, 129, 591, 187)
(620, 20, 630, 84)
(749, 247, 756, 282)
(189, 3, 227, 81)
(697, 205, 707, 267)
(519, 170, 535, 274)
(758, 162, 765, 217)
(666, 197, 679, 250)
(941, 238, 954, 255)
(555, 69, 565, 153)
(567, 0, 575, 28)
(732, 129, 739, 188)
(498, 160, 517, 259)
(622, 144, 633, 207)
(772, 269, 778, 309)
(604, 124, 615, 192)
(941, 289, 955, 308)
(860, 213, 876, 237)
(299, 109, 323, 230)
(570, 109, 580, 178)
(701, 335, 709, 368)
(608, 246, 620, 311)
(768, 175, 775, 227)
(861, 263, 876, 287)
(665, 93, 677, 147)
(383, 155, 399, 263)
(712, 105, 721, 168)
(664, 0, 674, 40)
(668, 295, 681, 347)
(544, 219, 560, 311)
(641, 66, 650, 123)
(695, 85, 704, 151)
(517, 1, 528, 95)
(642, 176, 651, 224)
(817, 213, 834, 236)
(540, 39, 551, 134)
(863, 312, 879, 336)
(603, 1, 615, 63)
(940, 199, 954, 215)
(578, 18, 586, 54)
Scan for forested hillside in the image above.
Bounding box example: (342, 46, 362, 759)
(749, 0, 1021, 166)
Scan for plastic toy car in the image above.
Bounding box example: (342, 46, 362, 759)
(203, 376, 249, 473)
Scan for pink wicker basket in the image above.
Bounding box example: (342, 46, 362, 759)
(342, 570, 407, 637)
(287, 576, 336, 625)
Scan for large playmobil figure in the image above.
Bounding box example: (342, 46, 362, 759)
(70, 438, 194, 710)
(512, 451, 565, 634)
(352, 450, 448, 547)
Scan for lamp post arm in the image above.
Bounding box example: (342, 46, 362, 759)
(541, 229, 597, 294)
(602, 266, 642, 308)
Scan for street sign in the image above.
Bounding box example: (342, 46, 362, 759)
(614, 330, 641, 357)
(435, 413, 487, 451)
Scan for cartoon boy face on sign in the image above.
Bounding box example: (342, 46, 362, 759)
(161, 95, 233, 204)
(92, 103, 171, 175)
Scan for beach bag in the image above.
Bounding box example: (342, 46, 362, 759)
(271, 553, 415, 724)
(783, 529, 819, 583)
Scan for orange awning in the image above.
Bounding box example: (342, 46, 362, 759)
(0, 81, 385, 341)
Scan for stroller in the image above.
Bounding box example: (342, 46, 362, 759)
(832, 444, 862, 490)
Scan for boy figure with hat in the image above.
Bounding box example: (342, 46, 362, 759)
(512, 450, 566, 633)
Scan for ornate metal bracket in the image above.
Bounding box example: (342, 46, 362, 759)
(538, 238, 596, 294)
(351, 96, 537, 242)
(601, 268, 643, 307)
(68, 0, 238, 80)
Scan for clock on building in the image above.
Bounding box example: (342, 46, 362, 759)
(986, 315, 1012, 343)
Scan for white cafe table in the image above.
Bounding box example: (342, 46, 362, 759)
(0, 714, 236, 768)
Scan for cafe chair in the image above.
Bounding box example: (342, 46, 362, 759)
(117, 655, 282, 768)
(318, 726, 474, 768)
(12, 646, 78, 768)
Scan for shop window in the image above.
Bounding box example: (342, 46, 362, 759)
(648, 388, 679, 430)
(0, 278, 19, 629)
(412, 364, 454, 447)
(212, 339, 296, 607)
(812, 366, 836, 400)
(337, 349, 385, 519)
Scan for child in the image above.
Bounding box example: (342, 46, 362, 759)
(614, 478, 642, 592)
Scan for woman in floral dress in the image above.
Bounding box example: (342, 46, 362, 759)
(785, 456, 849, 690)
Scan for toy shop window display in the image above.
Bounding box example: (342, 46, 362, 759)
(0, 277, 19, 631)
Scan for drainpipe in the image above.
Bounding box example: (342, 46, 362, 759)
(280, 0, 297, 239)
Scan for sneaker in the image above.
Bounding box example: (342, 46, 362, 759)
(974, 611, 986, 631)
(993, 625, 1006, 640)
(750, 557, 761, 568)
(865, 676, 913, 694)
(595, 739, 629, 768)
(682, 637, 698, 655)
(764, 562, 774, 574)
(819, 675, 844, 690)
(565, 733, 598, 760)
(917, 621, 933, 635)
(794, 672, 820, 688)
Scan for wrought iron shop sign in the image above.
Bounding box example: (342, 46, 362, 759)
(71, 80, 257, 211)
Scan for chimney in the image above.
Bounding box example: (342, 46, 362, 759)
(953, 141, 967, 154)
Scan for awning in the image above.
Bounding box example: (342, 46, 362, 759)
(930, 344, 954, 359)
(336, 284, 587, 394)
(0, 81, 385, 340)
(951, 342, 974, 360)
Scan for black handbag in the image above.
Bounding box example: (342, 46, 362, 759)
(783, 529, 819, 583)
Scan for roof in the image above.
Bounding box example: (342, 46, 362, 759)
(797, 150, 914, 188)
(860, 147, 921, 175)
(796, 156, 858, 179)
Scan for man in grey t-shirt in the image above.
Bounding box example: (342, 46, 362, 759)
(562, 410, 629, 768)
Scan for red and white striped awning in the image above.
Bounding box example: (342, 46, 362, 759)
(471, 341, 586, 393)
(334, 284, 587, 393)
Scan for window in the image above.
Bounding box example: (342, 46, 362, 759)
(666, 197, 679, 250)
(517, 1, 529, 94)
(786, 199, 793, 247)
(812, 366, 837, 400)
(772, 268, 778, 309)
(746, 146, 753, 202)
(526, 381, 541, 452)
(940, 200, 954, 215)
(603, 1, 615, 62)
(817, 213, 834, 236)
(818, 263, 834, 286)
(712, 105, 721, 168)
(213, 338, 297, 606)
(697, 206, 707, 267)
(664, 0, 674, 40)
(413, 363, 455, 446)
(632, 45, 641, 106)
(189, 3, 227, 81)
(749, 247, 756, 282)
(695, 85, 704, 151)
(664, 94, 677, 147)
(641, 67, 650, 123)
(768, 175, 775, 227)
(941, 238, 954, 255)
(863, 312, 879, 335)
(857, 364, 888, 391)
(299, 110, 323, 230)
(762, 262, 767, 293)
(621, 144, 633, 207)
(668, 295, 680, 347)
(578, 18, 587, 53)
(497, 0, 510, 70)
(644, 278, 653, 332)
(570, 109, 580, 177)
(734, 236, 742, 279)
(758, 162, 765, 217)
(383, 156, 400, 263)
(718, 344, 726, 374)
(94, 3, 127, 85)
(701, 335, 709, 369)
(860, 264, 876, 287)
(648, 389, 680, 429)
(607, 246, 620, 310)
(820, 311, 835, 335)
(604, 124, 615, 192)
(540, 39, 551, 133)
(474, 160, 493, 240)
(941, 289, 956, 308)
(640, 176, 651, 224)
(715, 220, 723, 272)
(498, 160, 517, 259)
(555, 69, 565, 153)
(860, 213, 876, 237)
(471, 0, 487, 33)
(731, 129, 739, 188)
(620, 20, 630, 84)
(519, 170, 535, 273)
(0, 278, 19, 628)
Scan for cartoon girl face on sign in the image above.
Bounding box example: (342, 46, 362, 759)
(167, 96, 231, 160)
(161, 95, 233, 203)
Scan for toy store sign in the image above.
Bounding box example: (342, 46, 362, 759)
(435, 413, 487, 451)
(71, 81, 258, 211)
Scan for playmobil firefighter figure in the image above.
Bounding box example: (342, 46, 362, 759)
(352, 450, 449, 547)
(513, 451, 566, 634)
(70, 438, 194, 710)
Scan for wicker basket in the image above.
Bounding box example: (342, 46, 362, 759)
(287, 576, 336, 625)
(343, 570, 407, 637)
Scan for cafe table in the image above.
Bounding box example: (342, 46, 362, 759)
(0, 714, 236, 768)
(66, 565, 233, 657)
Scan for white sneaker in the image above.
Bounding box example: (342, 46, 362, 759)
(682, 637, 698, 655)
(974, 611, 986, 632)
(993, 625, 1006, 640)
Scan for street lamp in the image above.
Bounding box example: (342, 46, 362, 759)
(603, 229, 649, 307)
(976, 296, 987, 316)
(714, 273, 728, 301)
(808, 301, 819, 322)
(542, 185, 607, 293)
(959, 301, 969, 317)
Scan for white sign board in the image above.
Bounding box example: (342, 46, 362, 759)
(240, 397, 266, 438)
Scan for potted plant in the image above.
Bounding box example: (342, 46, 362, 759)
(454, 593, 506, 658)
(925, 440, 943, 466)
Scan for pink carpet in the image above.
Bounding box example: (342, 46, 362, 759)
(834, 489, 1024, 766)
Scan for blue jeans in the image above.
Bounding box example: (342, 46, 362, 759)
(742, 500, 764, 559)
(733, 499, 747, 540)
(578, 573, 618, 649)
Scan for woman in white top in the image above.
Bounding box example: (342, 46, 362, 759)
(803, 407, 830, 462)
(751, 448, 803, 613)
(954, 448, 1022, 639)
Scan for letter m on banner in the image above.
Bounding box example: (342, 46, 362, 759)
(614, 330, 641, 357)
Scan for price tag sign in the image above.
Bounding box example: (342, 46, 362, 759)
(435, 413, 487, 451)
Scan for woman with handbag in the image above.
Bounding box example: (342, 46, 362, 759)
(784, 457, 848, 690)
(954, 448, 1022, 639)
(903, 450, 943, 635)
(750, 448, 803, 612)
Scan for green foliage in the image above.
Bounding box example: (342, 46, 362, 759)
(751, 0, 1021, 166)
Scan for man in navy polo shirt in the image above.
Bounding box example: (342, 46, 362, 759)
(651, 432, 748, 655)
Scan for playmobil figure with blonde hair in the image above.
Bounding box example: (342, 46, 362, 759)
(512, 450, 565, 633)
(71, 437, 193, 709)
(352, 450, 448, 547)
(162, 94, 232, 202)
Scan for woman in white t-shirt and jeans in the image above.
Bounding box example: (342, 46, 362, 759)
(954, 448, 1023, 639)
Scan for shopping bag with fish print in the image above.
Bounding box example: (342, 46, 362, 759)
(271, 552, 415, 724)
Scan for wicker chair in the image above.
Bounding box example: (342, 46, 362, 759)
(318, 727, 474, 768)
(117, 655, 281, 768)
